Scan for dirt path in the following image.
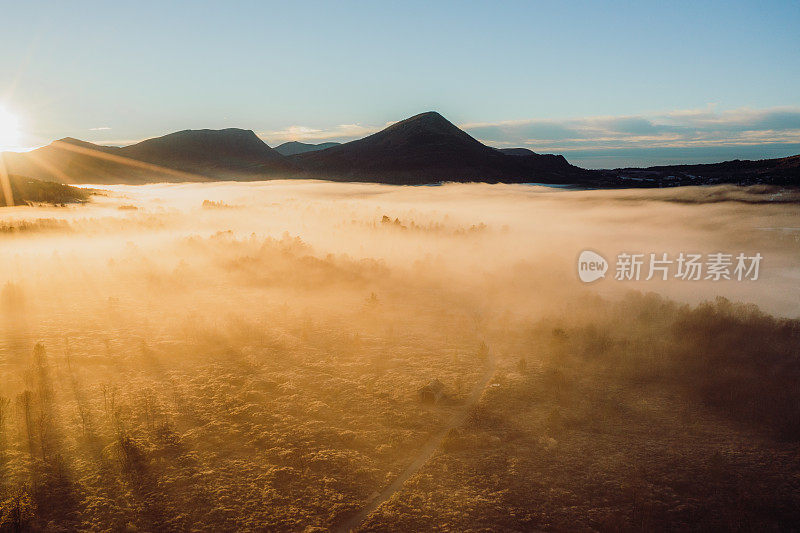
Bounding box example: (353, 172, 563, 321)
(336, 353, 496, 532)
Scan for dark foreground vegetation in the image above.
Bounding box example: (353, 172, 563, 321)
(2, 246, 799, 531)
(364, 294, 800, 531)
(1, 174, 89, 206)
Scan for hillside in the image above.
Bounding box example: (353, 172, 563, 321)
(118, 128, 297, 179)
(0, 139, 136, 184)
(1, 130, 298, 184)
(0, 173, 89, 206)
(274, 141, 341, 156)
(293, 112, 585, 184)
(593, 154, 800, 187)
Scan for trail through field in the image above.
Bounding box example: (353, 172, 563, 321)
(337, 352, 497, 532)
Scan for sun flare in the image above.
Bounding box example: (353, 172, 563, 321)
(0, 104, 22, 152)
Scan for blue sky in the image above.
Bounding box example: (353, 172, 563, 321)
(1, 0, 798, 167)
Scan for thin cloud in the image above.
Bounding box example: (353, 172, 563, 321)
(462, 106, 800, 151)
(259, 122, 395, 144)
(89, 126, 111, 131)
(68, 106, 800, 156)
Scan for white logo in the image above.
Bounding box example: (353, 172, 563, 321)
(578, 250, 608, 283)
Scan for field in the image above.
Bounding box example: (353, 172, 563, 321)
(0, 181, 798, 531)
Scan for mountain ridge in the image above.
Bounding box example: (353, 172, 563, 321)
(292, 111, 584, 184)
(116, 128, 296, 180)
(1, 111, 798, 187)
(275, 141, 341, 156)
(1, 129, 297, 183)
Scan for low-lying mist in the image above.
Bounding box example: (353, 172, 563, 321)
(4, 180, 797, 317)
(0, 180, 798, 530)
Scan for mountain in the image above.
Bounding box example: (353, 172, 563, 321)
(275, 141, 341, 156)
(0, 115, 587, 185)
(1, 117, 586, 185)
(499, 148, 538, 156)
(644, 155, 800, 184)
(118, 128, 296, 179)
(1, 129, 298, 184)
(5, 112, 795, 188)
(292, 112, 586, 184)
(0, 138, 136, 184)
(497, 148, 580, 175)
(593, 154, 800, 187)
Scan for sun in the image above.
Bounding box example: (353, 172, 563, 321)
(0, 105, 22, 152)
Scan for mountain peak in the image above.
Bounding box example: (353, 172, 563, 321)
(405, 110, 447, 122)
(383, 111, 463, 136)
(341, 111, 484, 154)
(157, 128, 263, 143)
(116, 127, 295, 177)
(55, 137, 83, 144)
(49, 137, 120, 153)
(54, 137, 108, 148)
(122, 128, 273, 155)
(290, 110, 586, 184)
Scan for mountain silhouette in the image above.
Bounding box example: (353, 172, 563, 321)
(118, 128, 296, 179)
(1, 112, 797, 187)
(2, 129, 297, 183)
(292, 111, 584, 184)
(0, 138, 138, 184)
(499, 148, 539, 156)
(644, 154, 800, 181)
(591, 154, 800, 187)
(275, 141, 341, 156)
